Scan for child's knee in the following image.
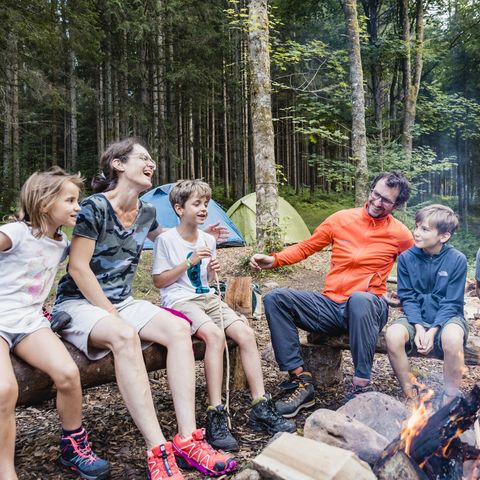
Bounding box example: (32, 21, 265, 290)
(236, 324, 256, 347)
(53, 362, 80, 391)
(204, 327, 225, 349)
(385, 324, 407, 350)
(442, 335, 464, 355)
(0, 378, 18, 410)
(441, 324, 464, 354)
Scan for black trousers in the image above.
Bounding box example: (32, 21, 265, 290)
(263, 289, 388, 379)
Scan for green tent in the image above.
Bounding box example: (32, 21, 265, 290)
(226, 193, 311, 245)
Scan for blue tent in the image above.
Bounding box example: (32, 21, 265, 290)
(141, 183, 245, 249)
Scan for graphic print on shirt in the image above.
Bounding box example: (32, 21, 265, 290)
(186, 252, 210, 294)
(23, 255, 55, 303)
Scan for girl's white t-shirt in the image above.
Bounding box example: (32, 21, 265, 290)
(152, 228, 216, 308)
(0, 222, 68, 333)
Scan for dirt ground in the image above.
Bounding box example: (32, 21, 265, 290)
(14, 247, 480, 479)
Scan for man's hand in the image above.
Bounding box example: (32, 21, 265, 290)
(250, 254, 275, 271)
(204, 222, 229, 243)
(190, 246, 212, 266)
(207, 258, 221, 274)
(383, 291, 401, 308)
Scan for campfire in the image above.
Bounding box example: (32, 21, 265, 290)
(374, 383, 480, 480)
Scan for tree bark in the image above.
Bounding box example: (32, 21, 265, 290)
(248, 0, 280, 252)
(96, 65, 105, 157)
(341, 0, 368, 206)
(362, 0, 383, 155)
(401, 0, 424, 163)
(69, 47, 78, 171)
(2, 33, 13, 209)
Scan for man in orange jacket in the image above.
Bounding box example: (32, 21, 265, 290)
(250, 172, 414, 417)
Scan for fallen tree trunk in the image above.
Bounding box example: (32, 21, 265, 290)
(306, 331, 480, 366)
(14, 276, 249, 406)
(14, 338, 238, 406)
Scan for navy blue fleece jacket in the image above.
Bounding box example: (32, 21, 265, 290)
(397, 244, 467, 328)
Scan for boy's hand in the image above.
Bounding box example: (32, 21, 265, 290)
(417, 327, 438, 355)
(414, 324, 426, 351)
(204, 222, 229, 243)
(190, 247, 212, 265)
(207, 258, 221, 274)
(250, 254, 275, 271)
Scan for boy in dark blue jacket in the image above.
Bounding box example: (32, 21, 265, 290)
(386, 204, 467, 405)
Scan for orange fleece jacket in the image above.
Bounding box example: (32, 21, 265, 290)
(273, 205, 414, 303)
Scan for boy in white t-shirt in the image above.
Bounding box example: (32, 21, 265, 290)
(152, 180, 295, 452)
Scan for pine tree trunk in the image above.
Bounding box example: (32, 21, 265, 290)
(341, 0, 368, 206)
(2, 34, 13, 209)
(96, 65, 105, 157)
(69, 47, 78, 171)
(223, 59, 230, 198)
(248, 0, 280, 252)
(362, 0, 383, 155)
(401, 0, 424, 163)
(11, 33, 20, 191)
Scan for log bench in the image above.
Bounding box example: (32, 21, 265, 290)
(13, 276, 253, 406)
(301, 331, 480, 388)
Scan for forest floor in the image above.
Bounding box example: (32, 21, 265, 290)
(15, 246, 480, 479)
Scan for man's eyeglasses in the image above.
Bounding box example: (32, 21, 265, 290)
(370, 189, 395, 207)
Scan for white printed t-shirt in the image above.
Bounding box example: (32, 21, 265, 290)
(0, 222, 68, 333)
(152, 228, 216, 308)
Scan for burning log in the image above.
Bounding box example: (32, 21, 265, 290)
(375, 450, 428, 480)
(374, 385, 480, 480)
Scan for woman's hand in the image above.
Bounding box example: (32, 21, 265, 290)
(204, 222, 229, 242)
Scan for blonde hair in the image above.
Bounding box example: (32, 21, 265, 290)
(169, 179, 212, 216)
(15, 167, 83, 238)
(415, 204, 459, 236)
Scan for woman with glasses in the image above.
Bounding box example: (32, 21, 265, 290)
(53, 138, 236, 479)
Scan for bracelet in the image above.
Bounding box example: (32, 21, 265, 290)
(186, 257, 192, 268)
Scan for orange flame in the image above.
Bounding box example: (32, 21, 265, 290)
(400, 376, 435, 456)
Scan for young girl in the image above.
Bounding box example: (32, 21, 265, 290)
(52, 138, 236, 479)
(0, 168, 110, 480)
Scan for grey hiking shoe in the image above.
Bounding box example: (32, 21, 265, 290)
(205, 405, 239, 452)
(275, 372, 315, 418)
(249, 394, 296, 434)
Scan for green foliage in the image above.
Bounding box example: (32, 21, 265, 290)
(280, 187, 354, 232)
(367, 140, 457, 193)
(417, 83, 480, 141)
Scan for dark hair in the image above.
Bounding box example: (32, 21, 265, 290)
(91, 137, 146, 193)
(370, 171, 410, 207)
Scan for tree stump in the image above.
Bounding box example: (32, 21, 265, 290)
(301, 342, 343, 387)
(224, 276, 253, 390)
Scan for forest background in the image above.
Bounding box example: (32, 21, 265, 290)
(2, 0, 480, 265)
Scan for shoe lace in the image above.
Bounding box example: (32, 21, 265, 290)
(150, 445, 180, 479)
(63, 432, 98, 464)
(284, 382, 307, 404)
(211, 409, 231, 438)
